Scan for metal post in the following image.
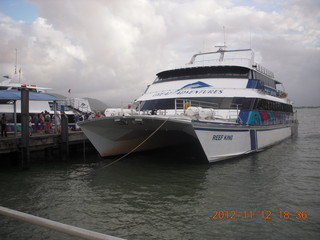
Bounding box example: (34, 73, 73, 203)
(53, 100, 57, 134)
(20, 86, 29, 170)
(174, 99, 177, 115)
(13, 100, 17, 138)
(236, 104, 239, 122)
(60, 112, 69, 159)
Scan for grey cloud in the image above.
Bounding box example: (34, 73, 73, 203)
(0, 0, 319, 106)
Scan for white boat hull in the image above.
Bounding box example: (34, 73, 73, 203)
(79, 116, 206, 159)
(193, 122, 295, 162)
(79, 116, 297, 163)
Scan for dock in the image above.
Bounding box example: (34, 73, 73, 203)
(0, 131, 87, 154)
(0, 86, 98, 168)
(0, 131, 95, 168)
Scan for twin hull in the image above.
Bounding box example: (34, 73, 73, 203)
(79, 116, 297, 163)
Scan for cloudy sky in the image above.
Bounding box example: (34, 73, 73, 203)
(0, 0, 319, 106)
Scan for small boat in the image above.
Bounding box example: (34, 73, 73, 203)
(79, 47, 298, 163)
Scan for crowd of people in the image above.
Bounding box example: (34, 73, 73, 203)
(0, 110, 102, 137)
(28, 110, 64, 135)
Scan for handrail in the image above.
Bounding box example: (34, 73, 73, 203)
(188, 48, 252, 64)
(175, 98, 219, 111)
(0, 206, 125, 240)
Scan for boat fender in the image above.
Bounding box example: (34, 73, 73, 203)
(199, 108, 215, 119)
(186, 107, 201, 117)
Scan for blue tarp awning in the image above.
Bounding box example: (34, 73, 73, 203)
(0, 90, 61, 101)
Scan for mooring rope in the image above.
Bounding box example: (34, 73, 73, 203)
(100, 117, 169, 169)
(64, 117, 169, 180)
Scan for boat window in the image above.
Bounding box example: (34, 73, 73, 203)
(232, 97, 254, 110)
(140, 97, 293, 113)
(140, 97, 256, 111)
(253, 98, 293, 112)
(220, 98, 233, 108)
(253, 71, 276, 88)
(154, 66, 250, 83)
(140, 99, 176, 110)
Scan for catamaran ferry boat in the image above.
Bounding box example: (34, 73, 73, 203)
(79, 47, 298, 163)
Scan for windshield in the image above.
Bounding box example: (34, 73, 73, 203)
(154, 66, 250, 83)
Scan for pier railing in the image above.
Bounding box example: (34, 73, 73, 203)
(0, 206, 125, 240)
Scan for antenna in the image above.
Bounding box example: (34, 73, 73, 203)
(15, 48, 17, 75)
(214, 26, 227, 61)
(14, 48, 23, 83)
(223, 26, 226, 47)
(19, 67, 22, 83)
(214, 26, 227, 52)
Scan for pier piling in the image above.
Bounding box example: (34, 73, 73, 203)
(60, 113, 69, 160)
(20, 86, 30, 170)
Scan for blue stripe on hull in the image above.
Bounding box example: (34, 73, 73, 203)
(250, 129, 257, 150)
(193, 128, 249, 132)
(194, 125, 291, 133)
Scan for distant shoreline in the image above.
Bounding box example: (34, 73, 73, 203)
(295, 106, 320, 109)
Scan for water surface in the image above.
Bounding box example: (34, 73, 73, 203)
(0, 108, 319, 239)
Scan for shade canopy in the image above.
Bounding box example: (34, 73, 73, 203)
(0, 90, 61, 103)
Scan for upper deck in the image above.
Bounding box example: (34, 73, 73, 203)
(154, 48, 279, 86)
(0, 78, 50, 93)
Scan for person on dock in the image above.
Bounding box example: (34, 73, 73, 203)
(39, 112, 45, 133)
(1, 113, 7, 137)
(54, 111, 61, 134)
(33, 114, 39, 133)
(44, 111, 51, 134)
(29, 115, 33, 136)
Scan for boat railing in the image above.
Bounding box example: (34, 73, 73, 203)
(173, 99, 240, 121)
(131, 99, 241, 121)
(122, 101, 296, 126)
(252, 62, 274, 79)
(174, 99, 218, 114)
(227, 104, 242, 119)
(192, 57, 252, 68)
(174, 99, 219, 115)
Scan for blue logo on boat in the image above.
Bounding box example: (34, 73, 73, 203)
(179, 81, 211, 90)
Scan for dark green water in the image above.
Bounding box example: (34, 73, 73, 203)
(0, 108, 319, 239)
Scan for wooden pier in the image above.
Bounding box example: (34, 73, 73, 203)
(0, 131, 87, 154)
(1, 87, 98, 169)
(0, 131, 95, 168)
